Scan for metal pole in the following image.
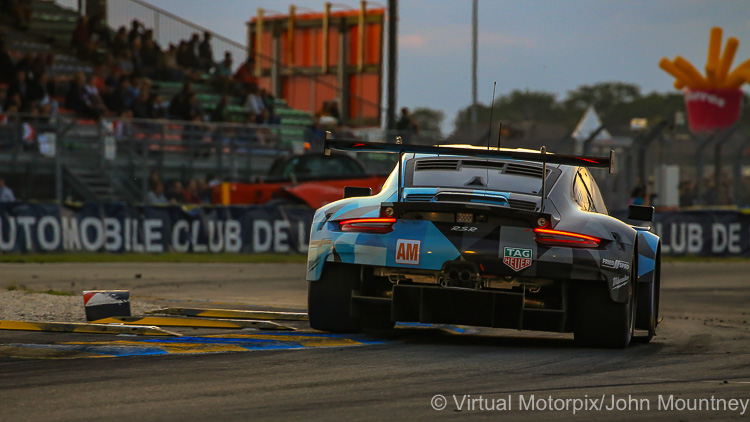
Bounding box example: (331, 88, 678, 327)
(733, 133, 750, 205)
(713, 124, 738, 203)
(385, 0, 398, 131)
(694, 133, 717, 206)
(471, 0, 478, 129)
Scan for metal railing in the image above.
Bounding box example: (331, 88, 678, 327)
(0, 113, 304, 202)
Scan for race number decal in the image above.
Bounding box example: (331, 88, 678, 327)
(395, 239, 421, 265)
(503, 247, 532, 272)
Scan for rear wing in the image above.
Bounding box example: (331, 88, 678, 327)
(323, 135, 615, 173)
(322, 132, 615, 210)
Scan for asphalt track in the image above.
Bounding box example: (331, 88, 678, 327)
(1, 261, 750, 421)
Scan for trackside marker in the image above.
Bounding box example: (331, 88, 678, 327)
(146, 308, 309, 321)
(91, 316, 296, 330)
(0, 320, 179, 336)
(83, 290, 131, 321)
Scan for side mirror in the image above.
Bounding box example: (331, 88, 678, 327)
(344, 186, 372, 199)
(628, 205, 654, 222)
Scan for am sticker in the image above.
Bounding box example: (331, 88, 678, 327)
(503, 247, 532, 272)
(395, 239, 420, 265)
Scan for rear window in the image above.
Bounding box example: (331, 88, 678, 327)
(406, 158, 548, 195)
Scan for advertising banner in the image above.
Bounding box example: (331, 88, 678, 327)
(2, 204, 750, 257)
(0, 203, 314, 254)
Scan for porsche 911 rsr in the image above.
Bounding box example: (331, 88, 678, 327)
(306, 137, 661, 348)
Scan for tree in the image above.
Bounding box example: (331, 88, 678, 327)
(411, 107, 445, 137)
(454, 89, 565, 130)
(563, 82, 642, 117)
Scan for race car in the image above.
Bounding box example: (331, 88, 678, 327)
(306, 135, 661, 348)
(212, 153, 388, 208)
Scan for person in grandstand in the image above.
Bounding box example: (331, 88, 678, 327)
(0, 177, 17, 203)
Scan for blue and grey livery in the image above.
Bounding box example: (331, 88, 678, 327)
(307, 139, 661, 348)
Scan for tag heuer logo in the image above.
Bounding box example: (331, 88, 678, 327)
(503, 247, 532, 272)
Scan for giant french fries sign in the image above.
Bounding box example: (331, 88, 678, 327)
(659, 27, 748, 132)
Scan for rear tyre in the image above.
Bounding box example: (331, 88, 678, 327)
(634, 249, 660, 343)
(308, 263, 361, 333)
(574, 281, 635, 349)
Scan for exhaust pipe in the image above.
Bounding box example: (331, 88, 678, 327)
(448, 269, 460, 281)
(459, 270, 472, 282)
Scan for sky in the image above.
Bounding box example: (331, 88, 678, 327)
(143, 0, 750, 133)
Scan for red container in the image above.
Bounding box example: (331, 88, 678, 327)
(684, 89, 743, 132)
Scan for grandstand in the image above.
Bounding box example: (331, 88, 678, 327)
(0, 0, 316, 203)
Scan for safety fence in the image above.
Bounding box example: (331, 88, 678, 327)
(0, 113, 302, 202)
(2, 203, 750, 257)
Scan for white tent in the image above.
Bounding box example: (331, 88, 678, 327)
(571, 106, 612, 154)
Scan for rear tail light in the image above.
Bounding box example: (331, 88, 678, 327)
(534, 228, 601, 248)
(339, 217, 397, 233)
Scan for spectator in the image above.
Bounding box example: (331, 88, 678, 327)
(260, 88, 276, 123)
(185, 92, 204, 121)
(84, 74, 106, 111)
(396, 107, 419, 134)
(106, 76, 131, 116)
(6, 69, 30, 112)
(88, 11, 110, 47)
(211, 94, 229, 123)
(628, 185, 646, 206)
(147, 93, 167, 119)
(131, 89, 150, 118)
(9, 0, 32, 30)
(168, 81, 193, 119)
(197, 178, 211, 203)
(67, 72, 105, 119)
(212, 51, 233, 92)
(13, 52, 32, 79)
(27, 72, 55, 115)
(3, 92, 22, 113)
(327, 100, 340, 121)
(0, 42, 14, 84)
(125, 75, 145, 109)
(182, 179, 201, 204)
(166, 180, 184, 203)
(187, 33, 201, 70)
(149, 170, 162, 186)
(0, 177, 16, 202)
(158, 43, 184, 81)
(233, 57, 258, 93)
(112, 27, 129, 57)
(206, 173, 221, 188)
(147, 179, 168, 204)
(118, 49, 135, 75)
(130, 37, 144, 76)
(141, 37, 161, 77)
(71, 16, 90, 55)
(199, 31, 214, 72)
(243, 84, 266, 123)
(679, 181, 695, 208)
(176, 40, 190, 68)
(316, 101, 337, 127)
(128, 19, 142, 44)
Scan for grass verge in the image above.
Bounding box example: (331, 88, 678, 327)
(0, 253, 308, 264)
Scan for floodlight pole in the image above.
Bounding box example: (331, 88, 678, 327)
(471, 0, 478, 130)
(385, 0, 398, 133)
